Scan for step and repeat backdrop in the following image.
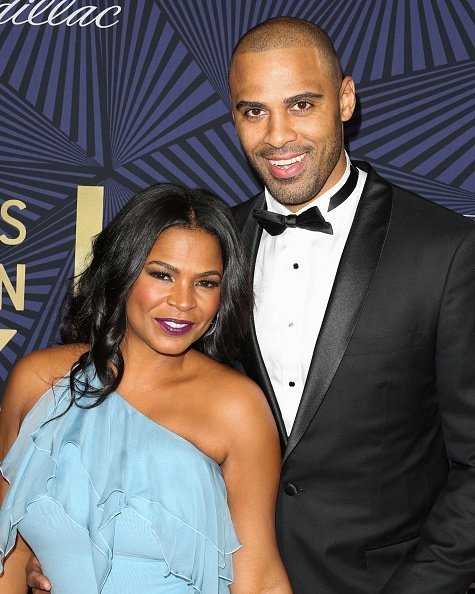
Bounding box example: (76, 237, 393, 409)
(0, 0, 474, 399)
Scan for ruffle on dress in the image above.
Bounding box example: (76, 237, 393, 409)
(0, 370, 240, 592)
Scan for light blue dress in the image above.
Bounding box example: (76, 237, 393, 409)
(0, 369, 240, 593)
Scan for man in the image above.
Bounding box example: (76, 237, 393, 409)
(228, 16, 475, 594)
(26, 16, 475, 594)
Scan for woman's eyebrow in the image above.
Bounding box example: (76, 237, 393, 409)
(147, 259, 178, 273)
(195, 270, 222, 278)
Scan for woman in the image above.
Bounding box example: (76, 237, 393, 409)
(0, 185, 292, 593)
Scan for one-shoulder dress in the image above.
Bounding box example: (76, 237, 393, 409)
(0, 368, 240, 593)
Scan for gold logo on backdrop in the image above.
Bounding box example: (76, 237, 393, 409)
(0, 187, 105, 353)
(0, 329, 17, 351)
(74, 186, 105, 281)
(1, 198, 26, 353)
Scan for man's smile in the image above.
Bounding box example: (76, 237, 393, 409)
(264, 152, 307, 179)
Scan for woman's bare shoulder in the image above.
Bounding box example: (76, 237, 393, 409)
(194, 354, 273, 426)
(0, 344, 87, 458)
(193, 352, 263, 398)
(200, 359, 281, 482)
(2, 344, 88, 422)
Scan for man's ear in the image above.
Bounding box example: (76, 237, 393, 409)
(339, 76, 356, 122)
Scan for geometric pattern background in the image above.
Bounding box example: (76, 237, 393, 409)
(0, 0, 474, 398)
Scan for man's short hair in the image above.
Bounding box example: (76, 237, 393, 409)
(229, 16, 343, 91)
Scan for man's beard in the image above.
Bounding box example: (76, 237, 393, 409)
(248, 130, 343, 207)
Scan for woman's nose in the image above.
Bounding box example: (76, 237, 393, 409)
(166, 281, 196, 311)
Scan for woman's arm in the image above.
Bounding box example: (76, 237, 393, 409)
(219, 376, 293, 593)
(0, 348, 81, 593)
(0, 355, 44, 593)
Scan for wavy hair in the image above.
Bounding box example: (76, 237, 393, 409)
(60, 184, 253, 408)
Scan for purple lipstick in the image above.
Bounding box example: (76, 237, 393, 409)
(155, 318, 194, 336)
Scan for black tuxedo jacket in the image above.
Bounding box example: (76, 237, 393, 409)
(232, 163, 475, 593)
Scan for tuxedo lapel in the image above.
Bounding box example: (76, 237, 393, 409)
(239, 193, 288, 447)
(283, 167, 393, 463)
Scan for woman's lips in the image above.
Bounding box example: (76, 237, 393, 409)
(155, 318, 195, 336)
(265, 153, 307, 179)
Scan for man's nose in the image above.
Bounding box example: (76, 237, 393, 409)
(167, 281, 196, 311)
(263, 112, 298, 148)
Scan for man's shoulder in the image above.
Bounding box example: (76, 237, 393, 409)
(391, 184, 473, 238)
(360, 160, 473, 237)
(231, 191, 264, 229)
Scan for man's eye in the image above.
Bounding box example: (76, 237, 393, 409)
(291, 101, 312, 112)
(245, 108, 264, 118)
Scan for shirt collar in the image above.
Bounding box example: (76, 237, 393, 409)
(265, 152, 351, 217)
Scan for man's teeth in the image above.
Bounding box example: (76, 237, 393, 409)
(269, 154, 305, 167)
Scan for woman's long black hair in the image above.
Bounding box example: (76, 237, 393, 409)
(60, 183, 253, 408)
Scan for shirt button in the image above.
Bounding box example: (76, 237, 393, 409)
(293, 263, 299, 269)
(289, 381, 295, 387)
(284, 482, 299, 496)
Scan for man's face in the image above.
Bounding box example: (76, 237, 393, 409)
(229, 46, 354, 211)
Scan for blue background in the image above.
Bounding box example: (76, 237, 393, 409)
(0, 0, 474, 397)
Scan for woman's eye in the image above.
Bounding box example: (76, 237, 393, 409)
(150, 270, 172, 281)
(197, 279, 221, 288)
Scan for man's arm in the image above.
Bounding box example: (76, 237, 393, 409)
(384, 227, 475, 593)
(0, 535, 32, 594)
(25, 556, 51, 594)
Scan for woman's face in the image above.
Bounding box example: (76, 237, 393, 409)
(124, 226, 223, 359)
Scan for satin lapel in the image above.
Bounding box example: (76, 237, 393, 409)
(283, 167, 393, 463)
(239, 194, 288, 448)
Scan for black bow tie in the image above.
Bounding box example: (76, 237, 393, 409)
(253, 204, 332, 236)
(253, 164, 359, 237)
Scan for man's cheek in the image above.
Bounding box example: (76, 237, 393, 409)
(238, 128, 259, 151)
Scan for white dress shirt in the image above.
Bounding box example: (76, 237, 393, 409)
(253, 155, 367, 435)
